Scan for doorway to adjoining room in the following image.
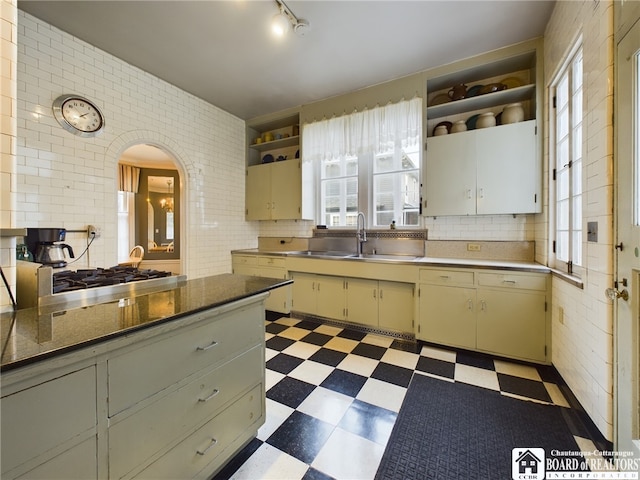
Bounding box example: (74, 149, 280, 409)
(117, 144, 182, 274)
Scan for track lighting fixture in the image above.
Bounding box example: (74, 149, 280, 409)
(272, 0, 309, 37)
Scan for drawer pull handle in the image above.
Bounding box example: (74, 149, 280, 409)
(502, 280, 517, 284)
(196, 340, 219, 351)
(198, 388, 220, 403)
(196, 438, 218, 456)
(439, 275, 450, 279)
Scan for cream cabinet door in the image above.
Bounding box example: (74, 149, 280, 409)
(246, 164, 272, 220)
(476, 120, 539, 214)
(259, 265, 290, 313)
(246, 160, 302, 220)
(378, 281, 414, 333)
(270, 160, 301, 220)
(418, 284, 476, 349)
(476, 288, 546, 362)
(291, 273, 318, 314)
(345, 277, 379, 326)
(232, 255, 259, 276)
(316, 275, 346, 320)
(424, 131, 476, 216)
(1, 367, 97, 476)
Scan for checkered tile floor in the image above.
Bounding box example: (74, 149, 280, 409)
(214, 315, 602, 480)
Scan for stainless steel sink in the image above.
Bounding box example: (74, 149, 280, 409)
(289, 251, 353, 258)
(346, 254, 420, 261)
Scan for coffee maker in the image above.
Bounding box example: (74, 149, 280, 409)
(25, 228, 75, 268)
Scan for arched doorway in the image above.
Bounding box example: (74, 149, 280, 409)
(118, 144, 182, 274)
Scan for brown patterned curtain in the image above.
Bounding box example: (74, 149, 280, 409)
(118, 164, 140, 193)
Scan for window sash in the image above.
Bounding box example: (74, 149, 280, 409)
(552, 47, 583, 275)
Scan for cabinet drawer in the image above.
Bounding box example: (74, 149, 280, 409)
(258, 256, 285, 268)
(108, 305, 263, 416)
(1, 367, 96, 475)
(109, 345, 263, 479)
(419, 268, 474, 286)
(232, 255, 258, 266)
(16, 437, 97, 480)
(132, 385, 263, 480)
(478, 272, 547, 291)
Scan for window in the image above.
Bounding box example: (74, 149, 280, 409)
(372, 146, 420, 226)
(551, 45, 583, 275)
(305, 97, 422, 228)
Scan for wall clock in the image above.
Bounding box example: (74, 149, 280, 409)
(52, 94, 105, 137)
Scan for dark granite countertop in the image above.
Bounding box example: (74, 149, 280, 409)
(1, 274, 292, 372)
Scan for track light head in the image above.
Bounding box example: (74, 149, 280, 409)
(271, 0, 309, 37)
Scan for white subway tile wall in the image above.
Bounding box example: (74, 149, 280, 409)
(13, 11, 259, 280)
(1, 0, 19, 311)
(544, 0, 614, 440)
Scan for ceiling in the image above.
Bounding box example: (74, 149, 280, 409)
(18, 0, 555, 121)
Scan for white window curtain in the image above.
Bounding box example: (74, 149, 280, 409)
(302, 97, 422, 162)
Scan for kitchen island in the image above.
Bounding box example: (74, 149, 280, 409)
(1, 273, 291, 480)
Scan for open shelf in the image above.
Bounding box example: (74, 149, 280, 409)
(426, 84, 535, 120)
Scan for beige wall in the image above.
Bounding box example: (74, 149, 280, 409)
(545, 0, 615, 440)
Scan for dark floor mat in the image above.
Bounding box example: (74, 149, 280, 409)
(375, 373, 584, 480)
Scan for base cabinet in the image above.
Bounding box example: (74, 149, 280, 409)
(131, 385, 263, 480)
(418, 284, 476, 349)
(292, 272, 414, 334)
(232, 254, 291, 313)
(1, 366, 97, 479)
(347, 279, 414, 333)
(418, 267, 549, 363)
(1, 296, 267, 480)
(476, 288, 546, 362)
(291, 272, 346, 321)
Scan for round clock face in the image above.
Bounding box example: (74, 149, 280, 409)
(52, 95, 104, 137)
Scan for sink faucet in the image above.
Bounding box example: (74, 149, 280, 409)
(356, 211, 367, 257)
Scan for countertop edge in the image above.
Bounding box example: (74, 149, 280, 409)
(1, 275, 292, 373)
(231, 249, 550, 273)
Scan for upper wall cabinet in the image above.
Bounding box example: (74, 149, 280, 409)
(246, 109, 313, 221)
(425, 120, 539, 216)
(422, 39, 543, 216)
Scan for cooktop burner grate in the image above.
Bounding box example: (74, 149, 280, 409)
(52, 267, 172, 294)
